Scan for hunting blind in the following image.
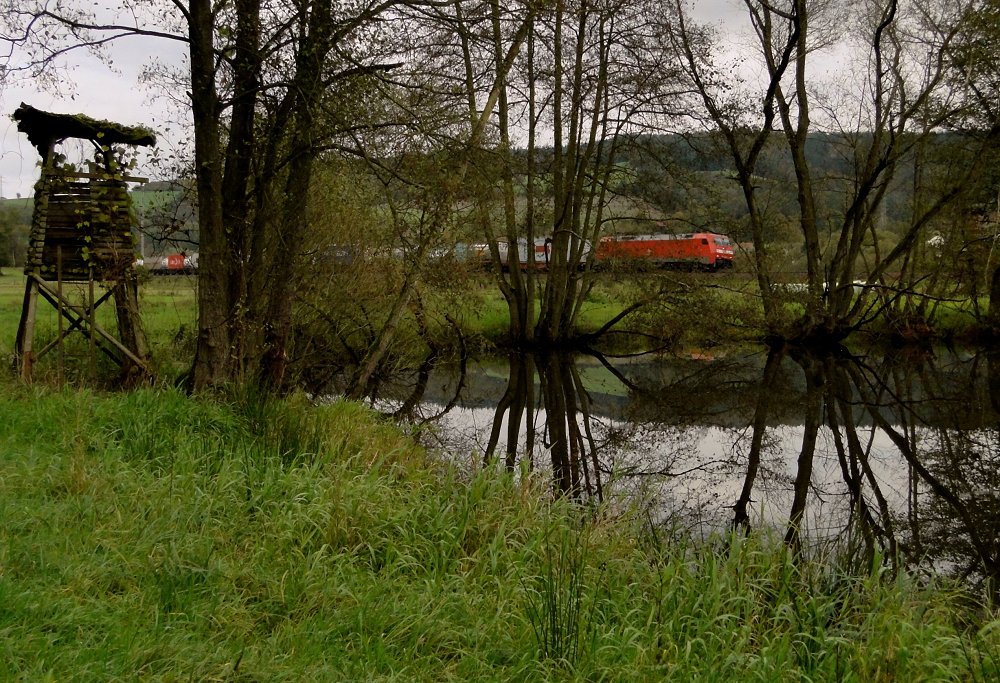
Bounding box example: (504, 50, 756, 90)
(12, 103, 154, 385)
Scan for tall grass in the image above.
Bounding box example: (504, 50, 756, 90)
(523, 525, 603, 666)
(0, 381, 998, 680)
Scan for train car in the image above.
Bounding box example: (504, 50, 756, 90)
(595, 232, 734, 270)
(496, 238, 551, 270)
(488, 238, 592, 271)
(142, 252, 199, 275)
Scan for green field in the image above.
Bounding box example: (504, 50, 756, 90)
(3, 268, 1000, 679)
(1, 382, 999, 680)
(0, 271, 197, 383)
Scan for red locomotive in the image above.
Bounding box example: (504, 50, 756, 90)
(595, 232, 733, 271)
(479, 232, 734, 271)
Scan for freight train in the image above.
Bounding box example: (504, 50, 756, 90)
(140, 232, 734, 275)
(491, 232, 734, 271)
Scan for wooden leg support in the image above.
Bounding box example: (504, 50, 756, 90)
(14, 277, 39, 383)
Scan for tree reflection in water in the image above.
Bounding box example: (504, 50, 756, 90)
(483, 352, 605, 501)
(362, 344, 1000, 591)
(726, 344, 1000, 590)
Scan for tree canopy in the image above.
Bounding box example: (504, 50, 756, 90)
(4, 0, 1000, 389)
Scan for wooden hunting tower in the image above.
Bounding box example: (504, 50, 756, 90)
(13, 103, 155, 384)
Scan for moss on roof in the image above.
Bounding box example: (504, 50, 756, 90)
(13, 102, 156, 158)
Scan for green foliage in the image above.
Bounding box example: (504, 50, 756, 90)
(0, 381, 998, 679)
(619, 277, 766, 350)
(0, 203, 30, 268)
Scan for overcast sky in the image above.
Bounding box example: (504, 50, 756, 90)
(0, 26, 187, 199)
(0, 0, 831, 199)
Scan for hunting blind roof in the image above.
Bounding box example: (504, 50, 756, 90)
(13, 102, 156, 159)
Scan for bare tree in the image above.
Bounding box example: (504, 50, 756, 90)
(422, 0, 692, 347)
(669, 0, 1000, 342)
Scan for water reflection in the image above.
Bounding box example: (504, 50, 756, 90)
(483, 352, 605, 500)
(360, 344, 1000, 590)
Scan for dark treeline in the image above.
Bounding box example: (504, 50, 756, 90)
(614, 131, 1000, 243)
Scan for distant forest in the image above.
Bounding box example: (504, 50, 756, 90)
(611, 131, 1000, 244)
(3, 130, 996, 269)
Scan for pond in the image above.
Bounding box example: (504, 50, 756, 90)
(337, 342, 1000, 590)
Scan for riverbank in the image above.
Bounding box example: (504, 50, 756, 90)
(1, 381, 998, 680)
(1, 270, 984, 384)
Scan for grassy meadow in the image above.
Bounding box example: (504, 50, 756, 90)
(0, 271, 198, 384)
(2, 269, 1000, 679)
(2, 383, 1000, 680)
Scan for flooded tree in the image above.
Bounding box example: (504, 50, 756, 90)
(484, 353, 538, 472)
(362, 339, 1000, 590)
(482, 352, 606, 501)
(721, 342, 1000, 587)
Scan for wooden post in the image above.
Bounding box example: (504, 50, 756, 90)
(14, 278, 38, 383)
(88, 267, 97, 383)
(57, 245, 65, 388)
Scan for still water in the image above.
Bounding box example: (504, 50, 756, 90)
(347, 343, 1000, 588)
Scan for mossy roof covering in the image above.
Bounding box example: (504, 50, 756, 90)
(13, 102, 156, 158)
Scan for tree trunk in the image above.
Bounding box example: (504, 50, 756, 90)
(221, 0, 263, 382)
(345, 263, 420, 400)
(188, 0, 231, 390)
(989, 265, 1000, 329)
(114, 274, 150, 387)
(260, 0, 332, 390)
